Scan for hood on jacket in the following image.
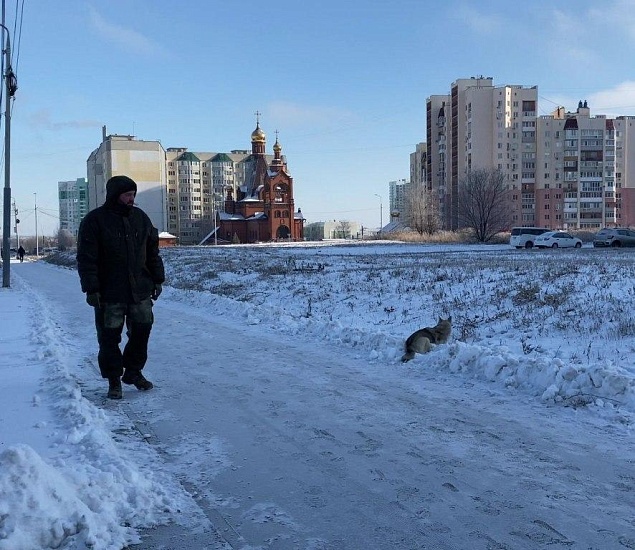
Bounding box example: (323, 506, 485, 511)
(105, 175, 137, 206)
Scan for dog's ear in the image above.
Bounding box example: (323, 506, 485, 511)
(447, 315, 452, 323)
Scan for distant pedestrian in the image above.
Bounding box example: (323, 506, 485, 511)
(77, 175, 165, 400)
(17, 245, 25, 262)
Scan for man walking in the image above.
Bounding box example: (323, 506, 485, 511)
(77, 175, 165, 399)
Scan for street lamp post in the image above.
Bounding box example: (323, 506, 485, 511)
(374, 193, 383, 236)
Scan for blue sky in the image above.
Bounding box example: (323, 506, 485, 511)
(5, 0, 635, 235)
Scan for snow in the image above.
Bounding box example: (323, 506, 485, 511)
(0, 243, 634, 550)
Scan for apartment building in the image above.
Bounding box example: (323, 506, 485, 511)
(409, 143, 427, 188)
(164, 145, 279, 245)
(534, 103, 635, 230)
(84, 124, 287, 245)
(425, 77, 635, 231)
(614, 116, 635, 225)
(426, 77, 538, 230)
(87, 127, 167, 232)
(305, 220, 364, 240)
(389, 179, 409, 220)
(58, 178, 89, 237)
(164, 148, 261, 244)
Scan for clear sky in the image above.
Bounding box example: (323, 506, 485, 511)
(4, 0, 635, 236)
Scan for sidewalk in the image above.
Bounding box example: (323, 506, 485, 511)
(0, 280, 57, 455)
(0, 267, 230, 550)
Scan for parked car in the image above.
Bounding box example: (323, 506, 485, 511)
(509, 227, 550, 249)
(593, 228, 635, 248)
(535, 231, 582, 249)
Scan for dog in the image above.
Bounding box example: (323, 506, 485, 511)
(401, 316, 452, 362)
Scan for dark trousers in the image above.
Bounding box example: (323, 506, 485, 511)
(94, 299, 154, 379)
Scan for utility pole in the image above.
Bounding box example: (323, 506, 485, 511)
(34, 192, 38, 256)
(1, 1, 16, 287)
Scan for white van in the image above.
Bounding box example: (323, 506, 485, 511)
(510, 227, 550, 249)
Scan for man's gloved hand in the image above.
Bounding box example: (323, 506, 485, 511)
(86, 292, 101, 308)
(151, 284, 162, 300)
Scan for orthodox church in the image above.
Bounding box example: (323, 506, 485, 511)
(217, 120, 304, 243)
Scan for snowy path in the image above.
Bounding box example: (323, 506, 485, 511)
(15, 262, 635, 550)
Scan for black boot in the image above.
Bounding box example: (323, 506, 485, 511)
(122, 371, 153, 391)
(107, 377, 123, 399)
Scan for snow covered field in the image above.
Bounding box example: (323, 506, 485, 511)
(1, 242, 634, 550)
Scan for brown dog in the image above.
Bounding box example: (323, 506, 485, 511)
(401, 317, 452, 362)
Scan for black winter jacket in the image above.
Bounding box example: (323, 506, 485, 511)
(77, 196, 164, 304)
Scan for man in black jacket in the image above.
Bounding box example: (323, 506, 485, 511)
(77, 175, 165, 399)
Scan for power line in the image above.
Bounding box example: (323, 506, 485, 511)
(0, 0, 20, 178)
(301, 207, 379, 215)
(37, 209, 59, 220)
(12, 0, 24, 72)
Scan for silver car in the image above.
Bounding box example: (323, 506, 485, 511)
(593, 228, 635, 247)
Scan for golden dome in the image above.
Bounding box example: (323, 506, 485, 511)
(273, 138, 282, 152)
(251, 123, 266, 143)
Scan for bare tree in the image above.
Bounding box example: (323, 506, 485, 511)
(20, 236, 37, 254)
(457, 168, 511, 242)
(405, 183, 441, 235)
(303, 222, 324, 241)
(335, 220, 352, 239)
(56, 228, 76, 251)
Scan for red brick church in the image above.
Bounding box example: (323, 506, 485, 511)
(217, 119, 304, 243)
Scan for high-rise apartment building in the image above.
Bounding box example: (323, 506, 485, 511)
(534, 103, 635, 229)
(58, 178, 89, 237)
(426, 77, 635, 231)
(613, 117, 635, 226)
(409, 143, 427, 188)
(87, 127, 167, 232)
(427, 77, 538, 230)
(389, 179, 409, 220)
